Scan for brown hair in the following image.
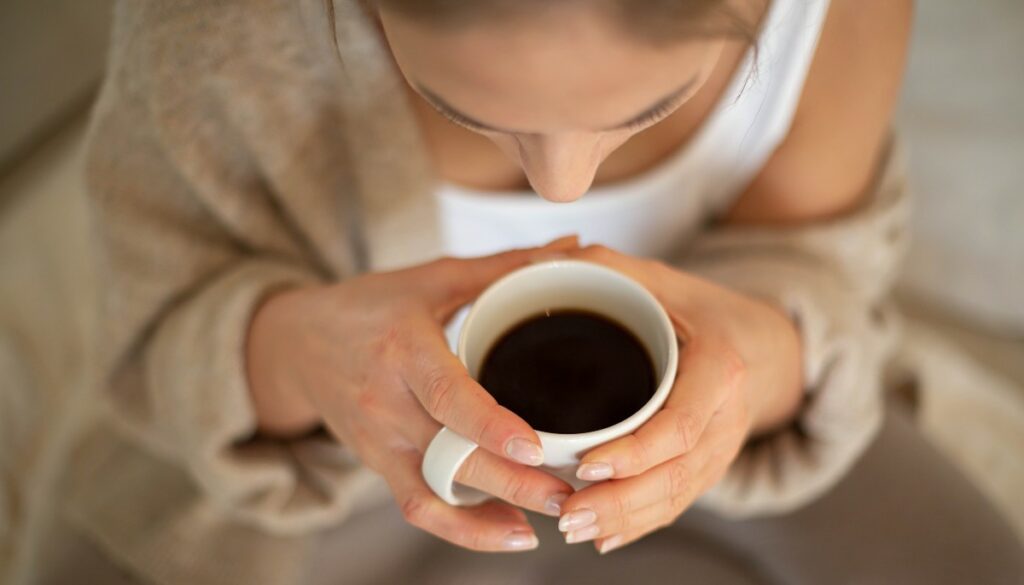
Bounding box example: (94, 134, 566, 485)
(371, 0, 765, 47)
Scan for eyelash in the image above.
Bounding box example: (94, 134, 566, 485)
(434, 96, 684, 133)
(626, 99, 682, 131)
(438, 108, 490, 132)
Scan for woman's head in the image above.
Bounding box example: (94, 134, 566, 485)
(373, 0, 762, 201)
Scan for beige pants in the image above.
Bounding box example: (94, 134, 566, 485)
(34, 410, 1024, 585)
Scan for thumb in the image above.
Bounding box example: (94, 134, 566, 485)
(424, 235, 580, 313)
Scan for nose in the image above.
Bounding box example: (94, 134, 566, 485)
(516, 133, 605, 203)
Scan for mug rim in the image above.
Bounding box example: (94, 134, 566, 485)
(457, 258, 679, 444)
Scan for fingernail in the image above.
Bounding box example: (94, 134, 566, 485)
(576, 462, 613, 481)
(565, 524, 600, 544)
(558, 508, 597, 532)
(544, 493, 569, 516)
(505, 438, 544, 466)
(598, 535, 623, 554)
(503, 531, 539, 551)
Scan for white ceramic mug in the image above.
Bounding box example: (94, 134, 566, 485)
(422, 259, 679, 506)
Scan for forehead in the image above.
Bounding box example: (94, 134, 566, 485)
(379, 7, 720, 132)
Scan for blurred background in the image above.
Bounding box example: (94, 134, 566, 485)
(1, 0, 1021, 577)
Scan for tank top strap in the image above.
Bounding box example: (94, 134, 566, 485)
(687, 0, 832, 216)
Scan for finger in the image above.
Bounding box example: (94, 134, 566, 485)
(382, 447, 540, 552)
(563, 456, 708, 543)
(593, 526, 658, 555)
(590, 437, 743, 555)
(400, 321, 545, 466)
(418, 235, 581, 318)
(563, 245, 717, 317)
(562, 400, 744, 539)
(561, 244, 665, 291)
(389, 370, 574, 517)
(558, 449, 708, 542)
(455, 448, 574, 517)
(565, 495, 687, 546)
(576, 336, 744, 480)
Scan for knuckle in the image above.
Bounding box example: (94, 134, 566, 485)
(474, 409, 503, 447)
(455, 450, 483, 485)
(667, 459, 691, 501)
(355, 387, 383, 416)
(372, 322, 406, 363)
(582, 244, 614, 260)
(421, 369, 458, 418)
(462, 529, 487, 551)
(400, 492, 432, 528)
(668, 489, 691, 514)
(502, 473, 537, 506)
(671, 409, 703, 453)
(428, 257, 466, 296)
(442, 280, 470, 304)
(626, 436, 651, 473)
(462, 517, 503, 551)
(720, 345, 748, 391)
(616, 511, 634, 533)
(609, 490, 631, 519)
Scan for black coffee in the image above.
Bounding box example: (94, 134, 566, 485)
(478, 309, 657, 434)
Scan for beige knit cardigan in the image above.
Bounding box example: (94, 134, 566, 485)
(66, 0, 908, 583)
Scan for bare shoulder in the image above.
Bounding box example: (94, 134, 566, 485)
(726, 0, 914, 225)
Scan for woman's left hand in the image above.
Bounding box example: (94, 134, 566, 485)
(554, 245, 804, 554)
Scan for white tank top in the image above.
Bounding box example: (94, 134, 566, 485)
(434, 0, 831, 260)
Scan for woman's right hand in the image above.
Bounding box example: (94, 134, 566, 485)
(245, 236, 579, 551)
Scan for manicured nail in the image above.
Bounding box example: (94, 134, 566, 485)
(598, 535, 623, 554)
(565, 524, 600, 544)
(503, 531, 539, 551)
(576, 462, 613, 481)
(505, 438, 544, 466)
(558, 508, 597, 532)
(544, 493, 569, 516)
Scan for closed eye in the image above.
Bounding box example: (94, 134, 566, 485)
(436, 107, 493, 133)
(413, 73, 699, 134)
(622, 95, 687, 131)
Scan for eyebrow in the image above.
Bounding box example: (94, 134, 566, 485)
(414, 74, 701, 134)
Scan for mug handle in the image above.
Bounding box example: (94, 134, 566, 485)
(422, 427, 493, 506)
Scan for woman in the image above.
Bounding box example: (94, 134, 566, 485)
(44, 0, 1021, 583)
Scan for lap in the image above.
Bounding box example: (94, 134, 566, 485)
(325, 409, 1023, 585)
(33, 410, 1023, 585)
(679, 408, 1024, 584)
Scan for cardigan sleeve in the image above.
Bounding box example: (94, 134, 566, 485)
(677, 138, 910, 516)
(82, 0, 375, 535)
